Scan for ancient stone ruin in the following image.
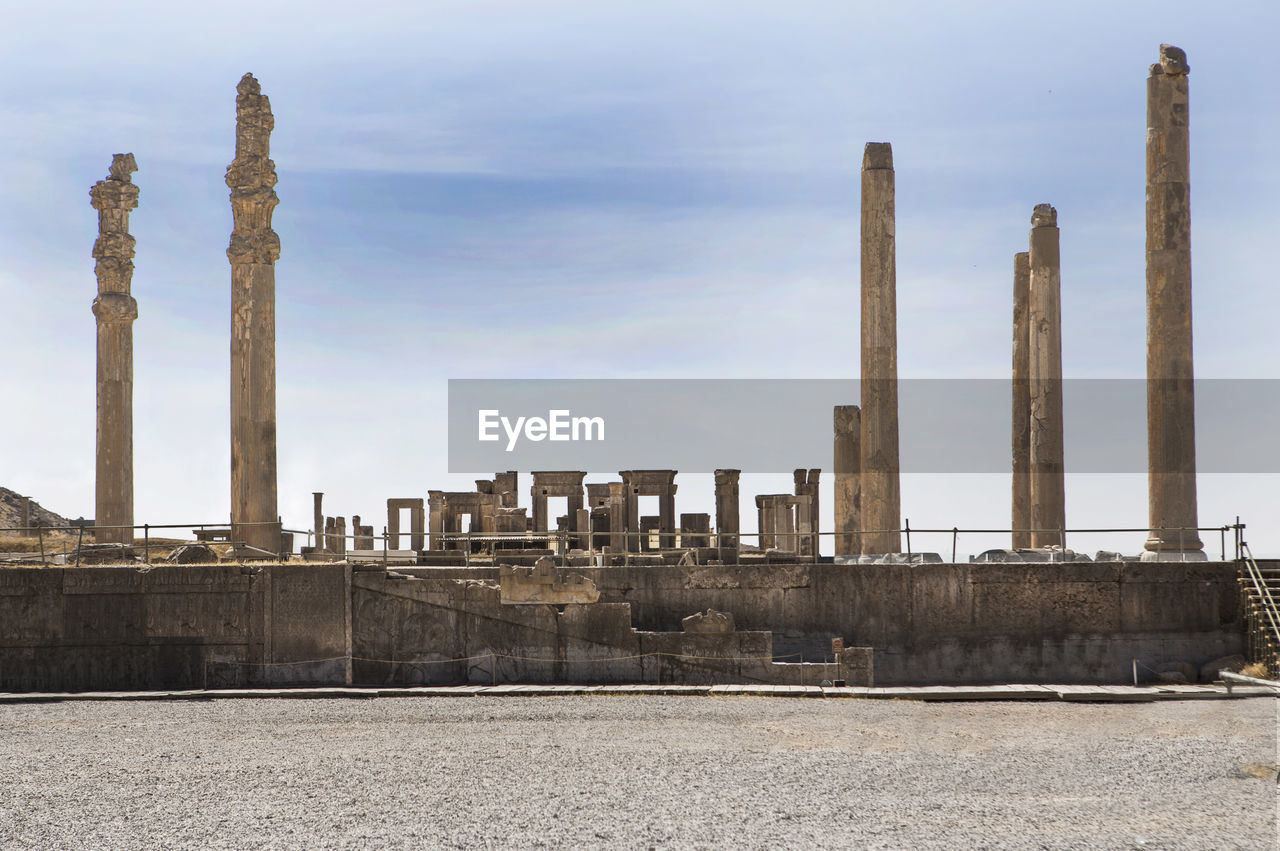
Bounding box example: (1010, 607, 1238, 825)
(4, 46, 1237, 693)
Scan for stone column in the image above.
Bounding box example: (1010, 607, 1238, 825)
(714, 469, 740, 549)
(312, 492, 326, 552)
(90, 154, 140, 546)
(1028, 205, 1066, 548)
(834, 405, 861, 556)
(860, 142, 901, 555)
(227, 73, 280, 554)
(794, 469, 820, 556)
(658, 488, 676, 549)
(1011, 252, 1032, 549)
(1144, 45, 1204, 560)
(19, 496, 31, 537)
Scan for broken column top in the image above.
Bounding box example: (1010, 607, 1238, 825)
(90, 154, 139, 210)
(107, 153, 137, 183)
(834, 404, 860, 432)
(1152, 44, 1189, 77)
(1031, 204, 1057, 228)
(862, 142, 893, 170)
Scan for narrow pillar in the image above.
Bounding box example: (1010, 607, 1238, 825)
(19, 496, 31, 537)
(1011, 252, 1032, 549)
(90, 154, 140, 546)
(714, 469, 740, 549)
(834, 405, 861, 556)
(312, 492, 325, 552)
(1144, 45, 1204, 560)
(658, 490, 676, 549)
(860, 142, 901, 555)
(1028, 205, 1066, 548)
(793, 469, 820, 556)
(227, 73, 280, 554)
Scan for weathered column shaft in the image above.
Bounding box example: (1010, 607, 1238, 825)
(1028, 205, 1065, 548)
(312, 492, 325, 552)
(860, 142, 901, 554)
(714, 469, 740, 549)
(1011, 252, 1032, 549)
(91, 154, 140, 546)
(227, 74, 281, 554)
(833, 405, 861, 556)
(1145, 44, 1203, 558)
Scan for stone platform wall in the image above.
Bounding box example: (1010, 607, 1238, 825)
(411, 560, 1244, 685)
(0, 560, 1244, 690)
(0, 563, 349, 691)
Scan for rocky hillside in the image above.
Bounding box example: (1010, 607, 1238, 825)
(0, 486, 74, 532)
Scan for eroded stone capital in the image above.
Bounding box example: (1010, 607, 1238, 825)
(227, 73, 280, 265)
(227, 230, 282, 265)
(1031, 203, 1057, 228)
(92, 292, 138, 324)
(1153, 44, 1189, 77)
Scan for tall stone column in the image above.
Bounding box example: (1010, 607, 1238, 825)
(1011, 252, 1032, 549)
(860, 142, 901, 555)
(1144, 45, 1204, 560)
(834, 405, 861, 556)
(1028, 205, 1065, 548)
(90, 154, 140, 546)
(227, 74, 281, 554)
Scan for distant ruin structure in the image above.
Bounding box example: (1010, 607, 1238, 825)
(1144, 45, 1204, 561)
(90, 153, 140, 546)
(713, 469, 740, 551)
(1028, 204, 1065, 548)
(227, 73, 281, 554)
(859, 142, 901, 555)
(1011, 252, 1032, 549)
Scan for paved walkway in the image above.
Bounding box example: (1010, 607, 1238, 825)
(1, 682, 1273, 703)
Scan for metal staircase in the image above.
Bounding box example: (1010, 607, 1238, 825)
(1237, 541, 1280, 677)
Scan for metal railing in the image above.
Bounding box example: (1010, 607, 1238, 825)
(1, 518, 1249, 567)
(303, 521, 1247, 566)
(1236, 537, 1280, 677)
(0, 520, 288, 566)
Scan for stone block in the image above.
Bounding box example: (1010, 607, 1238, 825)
(500, 556, 600, 605)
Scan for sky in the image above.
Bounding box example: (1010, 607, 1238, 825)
(2, 0, 1277, 558)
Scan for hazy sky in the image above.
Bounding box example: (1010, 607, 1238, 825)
(2, 1, 1277, 557)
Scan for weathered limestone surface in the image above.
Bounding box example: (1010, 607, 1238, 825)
(1144, 44, 1204, 560)
(1011, 252, 1032, 549)
(833, 405, 861, 556)
(227, 74, 281, 553)
(860, 142, 901, 555)
(1028, 205, 1065, 548)
(500, 556, 600, 605)
(91, 154, 140, 546)
(714, 469, 740, 550)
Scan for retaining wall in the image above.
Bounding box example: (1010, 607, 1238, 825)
(0, 559, 1244, 690)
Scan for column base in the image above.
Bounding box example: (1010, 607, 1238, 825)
(1140, 549, 1208, 562)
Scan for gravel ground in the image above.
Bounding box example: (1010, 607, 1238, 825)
(0, 696, 1275, 849)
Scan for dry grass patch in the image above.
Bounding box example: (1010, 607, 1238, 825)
(1239, 661, 1272, 679)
